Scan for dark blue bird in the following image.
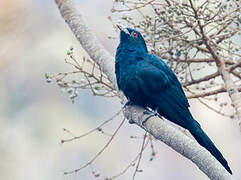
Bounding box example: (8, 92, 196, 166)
(115, 26, 232, 174)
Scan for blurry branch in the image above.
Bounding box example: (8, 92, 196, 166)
(229, 60, 241, 72)
(61, 109, 122, 143)
(187, 86, 241, 99)
(55, 0, 234, 179)
(160, 56, 235, 65)
(183, 71, 219, 87)
(215, 29, 239, 44)
(45, 48, 116, 102)
(232, 71, 241, 80)
(111, 0, 155, 12)
(186, 85, 234, 117)
(108, 134, 150, 180)
(149, 135, 156, 161)
(197, 98, 232, 118)
(132, 132, 147, 180)
(64, 118, 125, 175)
(107, 134, 155, 180)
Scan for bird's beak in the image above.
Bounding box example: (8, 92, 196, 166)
(116, 24, 130, 36)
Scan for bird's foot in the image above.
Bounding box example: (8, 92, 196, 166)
(142, 108, 161, 126)
(128, 119, 135, 124)
(124, 100, 133, 108)
(143, 108, 159, 116)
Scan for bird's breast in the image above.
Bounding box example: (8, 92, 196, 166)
(116, 50, 150, 106)
(119, 64, 137, 90)
(118, 64, 150, 106)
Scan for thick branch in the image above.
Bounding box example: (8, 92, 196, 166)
(55, 0, 233, 178)
(55, 0, 116, 87)
(124, 105, 232, 180)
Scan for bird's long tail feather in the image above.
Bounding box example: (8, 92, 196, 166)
(189, 120, 232, 174)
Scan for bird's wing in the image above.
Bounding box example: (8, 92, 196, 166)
(135, 60, 190, 114)
(135, 62, 170, 92)
(147, 54, 188, 103)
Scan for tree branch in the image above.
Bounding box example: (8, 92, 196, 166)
(55, 0, 116, 87)
(159, 55, 235, 65)
(189, 0, 241, 128)
(183, 71, 219, 87)
(229, 60, 241, 73)
(54, 0, 233, 178)
(160, 55, 215, 63)
(187, 86, 241, 99)
(124, 105, 232, 180)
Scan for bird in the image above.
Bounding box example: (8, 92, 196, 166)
(115, 25, 232, 174)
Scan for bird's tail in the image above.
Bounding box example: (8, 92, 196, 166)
(189, 120, 232, 174)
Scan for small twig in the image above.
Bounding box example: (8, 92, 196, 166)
(64, 118, 125, 175)
(61, 110, 122, 143)
(108, 136, 150, 180)
(132, 132, 147, 180)
(183, 71, 219, 87)
(112, 0, 156, 12)
(197, 98, 232, 117)
(229, 60, 241, 72)
(232, 70, 241, 80)
(149, 134, 156, 161)
(187, 87, 226, 99)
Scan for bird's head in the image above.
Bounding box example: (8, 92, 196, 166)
(117, 25, 147, 52)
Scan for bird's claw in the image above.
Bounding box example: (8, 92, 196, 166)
(143, 108, 160, 116)
(142, 108, 161, 126)
(124, 100, 133, 108)
(128, 119, 135, 124)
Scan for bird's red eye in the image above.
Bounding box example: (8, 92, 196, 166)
(132, 32, 138, 38)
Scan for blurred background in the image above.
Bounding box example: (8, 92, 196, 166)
(0, 0, 240, 180)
